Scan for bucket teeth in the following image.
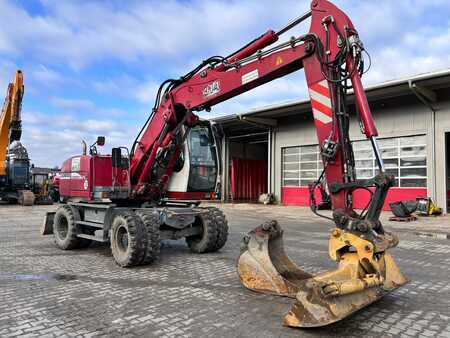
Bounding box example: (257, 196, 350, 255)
(284, 281, 384, 328)
(284, 255, 408, 328)
(237, 221, 408, 328)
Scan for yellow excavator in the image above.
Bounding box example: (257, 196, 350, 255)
(0, 70, 35, 205)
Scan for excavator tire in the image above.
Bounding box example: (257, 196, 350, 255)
(211, 208, 228, 251)
(53, 205, 91, 250)
(110, 210, 147, 267)
(135, 211, 161, 265)
(186, 207, 228, 253)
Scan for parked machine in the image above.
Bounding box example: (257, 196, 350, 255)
(43, 0, 406, 327)
(30, 167, 54, 205)
(43, 115, 229, 267)
(0, 70, 35, 205)
(48, 172, 61, 203)
(416, 197, 442, 216)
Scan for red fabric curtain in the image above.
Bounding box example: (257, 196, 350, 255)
(231, 158, 267, 201)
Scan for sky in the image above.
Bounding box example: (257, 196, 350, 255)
(1, 0, 450, 167)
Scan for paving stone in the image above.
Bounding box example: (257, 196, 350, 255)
(0, 204, 449, 337)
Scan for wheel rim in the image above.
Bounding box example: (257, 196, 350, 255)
(116, 225, 129, 253)
(56, 216, 69, 240)
(188, 214, 206, 242)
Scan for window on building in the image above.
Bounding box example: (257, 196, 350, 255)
(282, 145, 323, 187)
(282, 135, 427, 188)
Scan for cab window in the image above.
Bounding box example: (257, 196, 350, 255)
(71, 157, 81, 172)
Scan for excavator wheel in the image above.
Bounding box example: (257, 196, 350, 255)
(210, 208, 229, 250)
(237, 220, 408, 328)
(135, 211, 161, 265)
(186, 207, 228, 253)
(110, 210, 147, 267)
(53, 205, 91, 250)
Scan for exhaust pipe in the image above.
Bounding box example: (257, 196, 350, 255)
(82, 140, 87, 155)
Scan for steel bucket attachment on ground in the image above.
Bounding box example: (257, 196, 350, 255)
(41, 212, 55, 235)
(237, 220, 408, 328)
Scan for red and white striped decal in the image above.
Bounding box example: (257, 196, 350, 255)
(309, 80, 332, 125)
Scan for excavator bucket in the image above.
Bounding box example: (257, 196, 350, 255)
(237, 221, 408, 328)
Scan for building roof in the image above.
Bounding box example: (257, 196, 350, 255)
(213, 68, 450, 137)
(30, 167, 60, 175)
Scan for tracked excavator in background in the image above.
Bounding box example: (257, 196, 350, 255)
(43, 0, 406, 327)
(0, 70, 35, 206)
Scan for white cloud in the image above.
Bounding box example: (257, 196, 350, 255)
(21, 109, 138, 167)
(0, 0, 305, 68)
(133, 81, 161, 105)
(2, 0, 450, 166)
(0, 60, 18, 94)
(49, 97, 96, 110)
(30, 65, 64, 86)
(92, 74, 138, 97)
(47, 96, 132, 119)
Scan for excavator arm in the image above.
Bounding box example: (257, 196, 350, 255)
(129, 0, 407, 327)
(0, 70, 24, 176)
(130, 1, 384, 212)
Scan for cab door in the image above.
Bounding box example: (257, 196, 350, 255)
(69, 156, 90, 199)
(167, 121, 219, 199)
(186, 122, 218, 193)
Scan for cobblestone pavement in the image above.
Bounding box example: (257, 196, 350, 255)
(0, 203, 449, 338)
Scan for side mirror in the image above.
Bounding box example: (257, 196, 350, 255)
(97, 136, 105, 146)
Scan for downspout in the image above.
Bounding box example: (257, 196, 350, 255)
(267, 128, 272, 195)
(221, 135, 229, 202)
(408, 80, 437, 201)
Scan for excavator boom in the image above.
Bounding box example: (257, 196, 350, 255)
(0, 70, 24, 176)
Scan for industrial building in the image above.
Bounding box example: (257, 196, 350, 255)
(215, 69, 450, 213)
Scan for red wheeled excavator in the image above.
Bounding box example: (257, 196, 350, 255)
(43, 0, 407, 327)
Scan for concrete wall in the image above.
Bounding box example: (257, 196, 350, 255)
(272, 93, 440, 206)
(433, 90, 450, 212)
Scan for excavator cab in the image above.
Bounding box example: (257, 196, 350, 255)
(167, 120, 221, 200)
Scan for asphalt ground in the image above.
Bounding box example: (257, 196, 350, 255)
(0, 203, 449, 337)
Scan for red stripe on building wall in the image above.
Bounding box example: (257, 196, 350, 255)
(281, 187, 322, 206)
(282, 187, 427, 211)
